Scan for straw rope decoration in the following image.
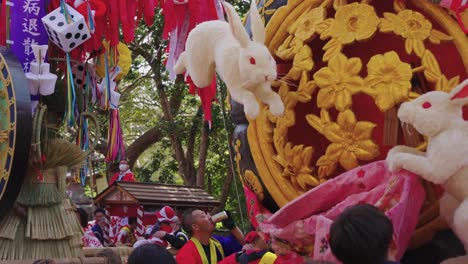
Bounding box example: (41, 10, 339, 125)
(0, 137, 87, 259)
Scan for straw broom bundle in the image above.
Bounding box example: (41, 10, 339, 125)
(0, 139, 87, 260)
(42, 139, 87, 170)
(0, 212, 20, 240)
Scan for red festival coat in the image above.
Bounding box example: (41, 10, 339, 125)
(176, 239, 224, 264)
(109, 171, 135, 185)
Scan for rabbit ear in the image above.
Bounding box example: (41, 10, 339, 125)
(449, 79, 468, 105)
(223, 2, 250, 48)
(249, 0, 265, 44)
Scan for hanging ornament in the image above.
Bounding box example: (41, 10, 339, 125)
(25, 45, 58, 96)
(96, 41, 131, 81)
(106, 109, 125, 163)
(41, 2, 91, 52)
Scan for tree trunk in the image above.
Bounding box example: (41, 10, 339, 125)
(196, 122, 210, 186)
(213, 158, 235, 214)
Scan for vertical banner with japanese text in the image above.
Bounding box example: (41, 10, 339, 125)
(10, 0, 48, 73)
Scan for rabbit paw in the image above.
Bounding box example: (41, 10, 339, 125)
(244, 101, 260, 119)
(268, 98, 285, 117)
(387, 153, 404, 172)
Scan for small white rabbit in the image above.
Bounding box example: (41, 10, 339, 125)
(387, 79, 468, 263)
(173, 0, 284, 119)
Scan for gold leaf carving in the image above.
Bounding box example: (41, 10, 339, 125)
(429, 29, 453, 44)
(422, 50, 442, 82)
(296, 72, 316, 103)
(322, 38, 343, 62)
(436, 75, 460, 93)
(287, 45, 314, 80)
(316, 18, 334, 40)
(276, 35, 304, 61)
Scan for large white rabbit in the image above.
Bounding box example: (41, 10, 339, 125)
(387, 79, 468, 264)
(173, 0, 284, 119)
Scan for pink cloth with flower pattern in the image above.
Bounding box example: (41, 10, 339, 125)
(259, 161, 425, 262)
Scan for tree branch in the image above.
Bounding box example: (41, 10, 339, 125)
(150, 47, 192, 184)
(126, 124, 163, 169)
(120, 70, 152, 98)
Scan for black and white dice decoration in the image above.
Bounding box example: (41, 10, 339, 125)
(72, 63, 86, 89)
(41, 4, 91, 52)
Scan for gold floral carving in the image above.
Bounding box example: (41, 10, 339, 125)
(380, 10, 452, 57)
(247, 0, 467, 207)
(316, 3, 380, 61)
(314, 53, 363, 111)
(274, 143, 319, 190)
(289, 7, 327, 43)
(306, 110, 379, 178)
(244, 170, 265, 201)
(362, 51, 413, 111)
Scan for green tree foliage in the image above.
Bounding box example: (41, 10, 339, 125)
(116, 2, 252, 229)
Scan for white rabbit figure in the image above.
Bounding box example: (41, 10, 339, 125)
(387, 79, 468, 264)
(173, 0, 284, 119)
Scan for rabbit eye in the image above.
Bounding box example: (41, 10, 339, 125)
(249, 57, 256, 65)
(422, 102, 432, 109)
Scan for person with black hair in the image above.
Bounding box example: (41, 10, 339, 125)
(329, 204, 398, 264)
(127, 244, 176, 264)
(116, 217, 138, 247)
(176, 209, 245, 264)
(91, 208, 107, 246)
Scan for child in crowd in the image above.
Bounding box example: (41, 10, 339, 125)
(329, 204, 398, 264)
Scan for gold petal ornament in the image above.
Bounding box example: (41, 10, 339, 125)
(363, 51, 413, 112)
(306, 110, 379, 178)
(313, 53, 363, 111)
(289, 7, 327, 43)
(96, 41, 132, 81)
(329, 3, 380, 45)
(273, 143, 319, 191)
(379, 10, 451, 57)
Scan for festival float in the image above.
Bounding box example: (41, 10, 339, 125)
(228, 0, 468, 263)
(0, 0, 466, 263)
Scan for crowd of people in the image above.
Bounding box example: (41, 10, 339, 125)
(74, 203, 399, 264)
(74, 160, 400, 263)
